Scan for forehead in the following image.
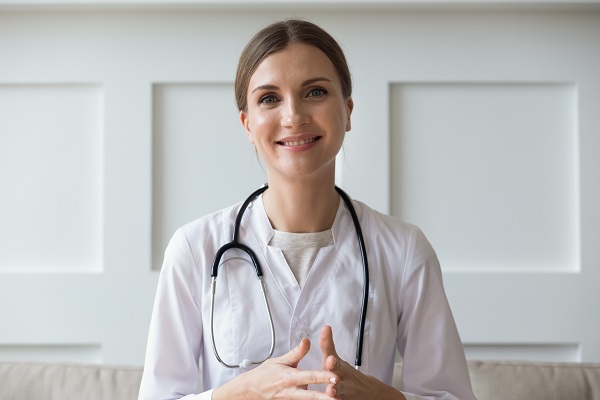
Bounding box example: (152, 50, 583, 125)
(249, 42, 340, 88)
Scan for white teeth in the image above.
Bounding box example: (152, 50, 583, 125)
(282, 137, 317, 147)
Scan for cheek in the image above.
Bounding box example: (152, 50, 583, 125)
(323, 110, 348, 134)
(254, 113, 271, 126)
(249, 112, 278, 137)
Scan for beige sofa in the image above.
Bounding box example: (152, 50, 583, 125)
(1, 360, 600, 399)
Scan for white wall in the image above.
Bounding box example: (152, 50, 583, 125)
(1, 2, 599, 365)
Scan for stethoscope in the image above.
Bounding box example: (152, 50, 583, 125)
(210, 185, 369, 370)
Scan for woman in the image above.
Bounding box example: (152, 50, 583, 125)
(139, 19, 476, 400)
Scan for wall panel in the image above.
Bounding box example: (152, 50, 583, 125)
(390, 82, 579, 272)
(0, 84, 103, 272)
(0, 344, 102, 363)
(464, 343, 580, 362)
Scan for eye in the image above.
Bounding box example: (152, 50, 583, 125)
(307, 88, 327, 98)
(259, 94, 279, 105)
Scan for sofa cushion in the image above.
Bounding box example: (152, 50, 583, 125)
(3, 359, 600, 400)
(0, 362, 142, 400)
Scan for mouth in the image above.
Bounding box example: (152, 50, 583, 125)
(277, 136, 321, 147)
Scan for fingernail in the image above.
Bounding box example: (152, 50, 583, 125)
(330, 377, 337, 384)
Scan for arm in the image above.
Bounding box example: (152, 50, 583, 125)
(395, 227, 476, 400)
(139, 229, 339, 400)
(319, 226, 475, 400)
(138, 229, 209, 400)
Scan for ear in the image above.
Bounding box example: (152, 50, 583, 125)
(345, 97, 354, 132)
(240, 110, 254, 144)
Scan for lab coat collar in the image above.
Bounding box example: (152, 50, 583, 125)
(245, 193, 353, 310)
(250, 192, 350, 247)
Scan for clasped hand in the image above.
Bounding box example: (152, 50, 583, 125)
(212, 325, 404, 400)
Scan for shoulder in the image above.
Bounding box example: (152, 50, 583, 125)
(351, 199, 423, 241)
(178, 202, 241, 242)
(351, 199, 436, 261)
(161, 202, 243, 271)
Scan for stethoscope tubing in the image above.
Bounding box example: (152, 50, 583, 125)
(210, 185, 368, 369)
(210, 275, 276, 368)
(334, 186, 369, 368)
(211, 185, 268, 279)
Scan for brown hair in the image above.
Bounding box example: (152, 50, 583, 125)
(235, 19, 352, 111)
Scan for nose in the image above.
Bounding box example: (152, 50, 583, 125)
(280, 99, 310, 129)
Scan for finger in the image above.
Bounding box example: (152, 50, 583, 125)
(276, 338, 311, 368)
(294, 370, 340, 387)
(326, 382, 340, 398)
(319, 325, 339, 369)
(326, 354, 342, 373)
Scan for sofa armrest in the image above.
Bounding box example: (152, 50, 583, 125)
(467, 360, 600, 400)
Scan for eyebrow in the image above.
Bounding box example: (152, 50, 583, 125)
(250, 77, 332, 94)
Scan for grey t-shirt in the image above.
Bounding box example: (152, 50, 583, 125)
(269, 229, 334, 288)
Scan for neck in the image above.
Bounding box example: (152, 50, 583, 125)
(262, 176, 340, 233)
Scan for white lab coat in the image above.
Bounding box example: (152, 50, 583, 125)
(139, 193, 476, 400)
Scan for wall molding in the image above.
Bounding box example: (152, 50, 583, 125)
(1, 0, 600, 12)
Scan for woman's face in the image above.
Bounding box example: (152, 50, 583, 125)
(240, 42, 353, 183)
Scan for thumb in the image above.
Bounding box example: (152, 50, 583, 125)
(319, 325, 339, 370)
(277, 338, 310, 368)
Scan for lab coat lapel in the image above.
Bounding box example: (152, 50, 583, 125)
(245, 195, 300, 310)
(289, 200, 355, 323)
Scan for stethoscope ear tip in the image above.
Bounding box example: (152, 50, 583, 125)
(239, 359, 253, 369)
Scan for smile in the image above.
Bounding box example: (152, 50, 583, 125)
(279, 137, 319, 147)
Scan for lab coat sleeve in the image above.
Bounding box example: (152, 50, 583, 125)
(138, 228, 213, 400)
(396, 227, 476, 400)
